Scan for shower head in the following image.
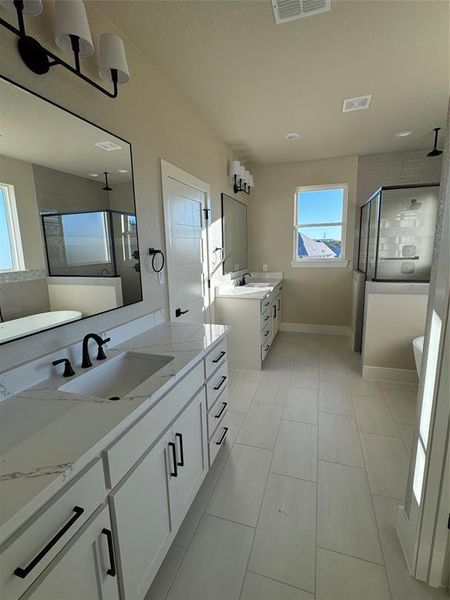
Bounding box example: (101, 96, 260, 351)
(409, 198, 421, 211)
(102, 172, 112, 191)
(427, 127, 443, 157)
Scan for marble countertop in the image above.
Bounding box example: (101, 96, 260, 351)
(0, 321, 228, 544)
(216, 277, 282, 300)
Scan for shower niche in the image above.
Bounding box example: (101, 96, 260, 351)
(357, 183, 440, 282)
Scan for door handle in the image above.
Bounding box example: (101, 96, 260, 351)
(101, 528, 117, 577)
(175, 308, 189, 318)
(175, 433, 184, 467)
(14, 507, 85, 579)
(168, 442, 178, 477)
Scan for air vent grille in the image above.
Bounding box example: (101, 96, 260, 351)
(272, 0, 331, 24)
(342, 95, 373, 113)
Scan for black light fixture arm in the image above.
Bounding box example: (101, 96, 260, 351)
(233, 174, 250, 195)
(0, 1, 118, 98)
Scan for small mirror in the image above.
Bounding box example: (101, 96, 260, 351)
(221, 193, 248, 275)
(0, 77, 143, 345)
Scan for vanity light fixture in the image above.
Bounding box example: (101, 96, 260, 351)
(0, 0, 129, 99)
(230, 160, 253, 195)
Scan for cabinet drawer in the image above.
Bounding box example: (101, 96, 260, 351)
(209, 417, 228, 466)
(261, 341, 271, 362)
(204, 338, 227, 380)
(105, 361, 204, 489)
(0, 459, 105, 600)
(261, 323, 272, 345)
(260, 306, 271, 330)
(206, 361, 229, 410)
(207, 388, 228, 439)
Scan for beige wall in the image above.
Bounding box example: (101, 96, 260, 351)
(0, 1, 237, 371)
(0, 155, 45, 271)
(248, 155, 358, 327)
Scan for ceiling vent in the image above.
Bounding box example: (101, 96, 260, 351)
(272, 0, 331, 24)
(342, 95, 373, 113)
(94, 140, 123, 151)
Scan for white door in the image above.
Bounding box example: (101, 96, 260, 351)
(162, 160, 211, 323)
(171, 389, 208, 526)
(110, 432, 176, 600)
(25, 506, 120, 600)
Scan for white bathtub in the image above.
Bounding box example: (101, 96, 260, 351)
(0, 311, 82, 344)
(413, 336, 424, 374)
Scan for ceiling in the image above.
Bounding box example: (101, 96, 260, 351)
(99, 0, 449, 164)
(0, 77, 132, 184)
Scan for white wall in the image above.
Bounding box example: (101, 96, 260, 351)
(0, 0, 237, 371)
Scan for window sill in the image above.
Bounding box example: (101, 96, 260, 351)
(290, 259, 349, 269)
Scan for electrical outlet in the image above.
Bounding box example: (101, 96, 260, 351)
(262, 264, 268, 272)
(157, 270, 165, 285)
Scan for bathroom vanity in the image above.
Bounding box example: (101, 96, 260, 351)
(0, 318, 230, 600)
(215, 273, 283, 369)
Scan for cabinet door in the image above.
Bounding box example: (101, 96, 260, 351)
(172, 388, 208, 524)
(24, 506, 119, 600)
(110, 432, 176, 600)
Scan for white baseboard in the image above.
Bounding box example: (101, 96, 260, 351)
(362, 365, 418, 383)
(280, 322, 351, 337)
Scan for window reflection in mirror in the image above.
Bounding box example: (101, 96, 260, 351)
(0, 76, 142, 344)
(221, 193, 248, 275)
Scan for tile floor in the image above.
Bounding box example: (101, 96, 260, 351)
(145, 332, 448, 600)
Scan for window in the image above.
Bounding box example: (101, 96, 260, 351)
(0, 183, 25, 273)
(61, 212, 111, 266)
(293, 184, 348, 265)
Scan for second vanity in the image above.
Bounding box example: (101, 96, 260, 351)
(0, 318, 230, 600)
(215, 272, 283, 370)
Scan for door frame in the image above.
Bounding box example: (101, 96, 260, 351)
(161, 159, 212, 322)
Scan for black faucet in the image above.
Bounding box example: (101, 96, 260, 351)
(52, 358, 75, 377)
(238, 272, 252, 286)
(82, 333, 111, 368)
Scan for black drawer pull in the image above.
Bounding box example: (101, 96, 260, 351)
(264, 315, 270, 321)
(168, 442, 178, 477)
(101, 528, 117, 577)
(264, 330, 270, 337)
(213, 375, 227, 391)
(175, 433, 184, 467)
(264, 301, 270, 307)
(265, 344, 270, 351)
(212, 350, 226, 364)
(216, 427, 228, 445)
(14, 506, 85, 579)
(215, 401, 227, 419)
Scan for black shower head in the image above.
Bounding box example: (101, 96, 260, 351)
(102, 171, 112, 191)
(427, 127, 443, 157)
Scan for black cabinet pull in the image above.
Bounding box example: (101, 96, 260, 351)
(264, 330, 269, 337)
(101, 528, 117, 577)
(264, 315, 270, 322)
(168, 442, 178, 477)
(264, 301, 270, 307)
(175, 433, 184, 467)
(175, 308, 189, 318)
(212, 350, 226, 364)
(216, 427, 228, 445)
(273, 304, 277, 318)
(213, 375, 227, 391)
(215, 402, 227, 419)
(14, 506, 84, 579)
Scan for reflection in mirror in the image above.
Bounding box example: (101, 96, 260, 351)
(221, 193, 248, 275)
(0, 77, 142, 344)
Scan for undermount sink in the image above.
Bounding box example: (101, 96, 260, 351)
(60, 351, 174, 400)
(244, 282, 272, 288)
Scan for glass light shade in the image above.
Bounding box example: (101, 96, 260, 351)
(230, 160, 241, 177)
(98, 33, 130, 84)
(54, 0, 94, 57)
(0, 0, 42, 15)
(244, 170, 250, 185)
(239, 166, 246, 182)
(248, 174, 254, 188)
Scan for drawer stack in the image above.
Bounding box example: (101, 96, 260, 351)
(204, 338, 229, 465)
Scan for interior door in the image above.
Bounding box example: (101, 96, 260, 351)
(110, 432, 176, 600)
(24, 506, 119, 600)
(162, 163, 210, 323)
(172, 389, 208, 526)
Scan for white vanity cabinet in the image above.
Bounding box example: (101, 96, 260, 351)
(21, 506, 119, 600)
(109, 388, 208, 600)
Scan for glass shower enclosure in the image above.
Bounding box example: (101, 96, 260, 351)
(357, 183, 440, 282)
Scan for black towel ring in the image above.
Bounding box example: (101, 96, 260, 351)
(149, 248, 165, 273)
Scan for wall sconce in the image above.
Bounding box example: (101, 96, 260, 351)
(0, 0, 129, 98)
(230, 161, 253, 195)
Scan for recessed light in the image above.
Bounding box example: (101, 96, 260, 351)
(117, 169, 128, 173)
(94, 141, 123, 152)
(342, 95, 372, 112)
(88, 173, 99, 177)
(285, 133, 301, 141)
(395, 130, 413, 138)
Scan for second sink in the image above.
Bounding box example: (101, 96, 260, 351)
(60, 351, 174, 400)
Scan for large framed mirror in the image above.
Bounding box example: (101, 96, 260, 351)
(0, 76, 143, 345)
(221, 193, 248, 275)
